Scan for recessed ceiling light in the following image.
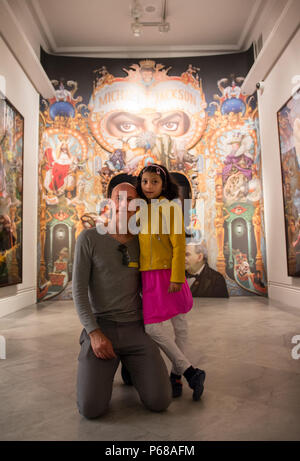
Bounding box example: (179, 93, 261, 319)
(131, 20, 142, 37)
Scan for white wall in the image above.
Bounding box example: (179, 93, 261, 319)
(0, 3, 298, 317)
(258, 28, 300, 308)
(0, 36, 39, 318)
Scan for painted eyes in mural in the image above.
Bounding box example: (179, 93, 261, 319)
(159, 112, 190, 135)
(106, 112, 144, 136)
(119, 122, 137, 133)
(105, 111, 190, 138)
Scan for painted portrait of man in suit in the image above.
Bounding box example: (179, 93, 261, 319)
(185, 241, 229, 298)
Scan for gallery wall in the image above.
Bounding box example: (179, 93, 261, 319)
(0, 37, 39, 317)
(258, 28, 300, 309)
(0, 7, 298, 315)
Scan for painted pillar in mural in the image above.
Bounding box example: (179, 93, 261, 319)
(37, 59, 268, 301)
(195, 75, 267, 296)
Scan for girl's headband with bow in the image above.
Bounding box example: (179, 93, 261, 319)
(141, 164, 167, 178)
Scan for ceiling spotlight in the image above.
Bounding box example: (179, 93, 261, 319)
(131, 19, 142, 37)
(158, 22, 170, 33)
(131, 0, 143, 19)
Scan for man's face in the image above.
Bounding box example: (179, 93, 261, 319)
(185, 245, 204, 273)
(111, 184, 138, 223)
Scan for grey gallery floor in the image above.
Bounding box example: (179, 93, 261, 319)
(0, 296, 300, 441)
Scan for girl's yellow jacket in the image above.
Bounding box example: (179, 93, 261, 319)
(138, 196, 186, 283)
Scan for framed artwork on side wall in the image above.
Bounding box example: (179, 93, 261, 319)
(0, 91, 24, 287)
(277, 89, 300, 277)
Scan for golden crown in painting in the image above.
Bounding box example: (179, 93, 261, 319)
(139, 60, 156, 70)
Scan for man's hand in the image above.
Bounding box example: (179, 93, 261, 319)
(168, 282, 183, 293)
(89, 329, 117, 360)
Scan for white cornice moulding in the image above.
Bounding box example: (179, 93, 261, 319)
(241, 0, 300, 96)
(49, 43, 242, 59)
(237, 0, 266, 50)
(53, 50, 240, 59)
(0, 0, 55, 98)
(28, 0, 57, 52)
(53, 44, 241, 53)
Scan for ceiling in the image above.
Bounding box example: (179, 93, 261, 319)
(23, 0, 267, 56)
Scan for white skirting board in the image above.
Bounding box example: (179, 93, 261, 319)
(0, 335, 6, 359)
(0, 287, 36, 319)
(268, 282, 300, 310)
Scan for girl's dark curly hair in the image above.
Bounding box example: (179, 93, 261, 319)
(136, 164, 179, 201)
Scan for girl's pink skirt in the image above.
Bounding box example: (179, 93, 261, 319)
(141, 269, 193, 324)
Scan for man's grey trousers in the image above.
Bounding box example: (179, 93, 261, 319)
(77, 320, 172, 419)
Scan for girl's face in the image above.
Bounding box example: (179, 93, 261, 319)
(141, 171, 163, 200)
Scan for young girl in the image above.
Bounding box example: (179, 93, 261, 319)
(136, 163, 206, 401)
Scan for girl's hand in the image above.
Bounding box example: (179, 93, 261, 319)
(168, 282, 183, 293)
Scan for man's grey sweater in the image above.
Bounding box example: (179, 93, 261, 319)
(72, 228, 143, 334)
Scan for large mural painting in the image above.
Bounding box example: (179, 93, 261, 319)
(0, 91, 23, 287)
(38, 53, 268, 301)
(277, 90, 300, 276)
